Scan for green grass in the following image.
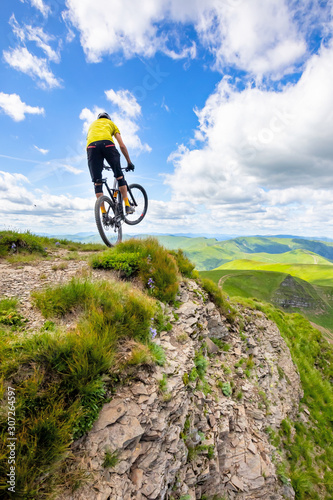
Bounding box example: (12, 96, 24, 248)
(91, 237, 180, 303)
(215, 259, 333, 286)
(0, 230, 105, 262)
(102, 450, 119, 468)
(0, 278, 157, 498)
(237, 297, 333, 499)
(199, 277, 237, 323)
(201, 269, 287, 299)
(0, 297, 26, 327)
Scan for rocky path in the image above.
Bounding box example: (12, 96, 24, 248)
(0, 252, 110, 332)
(59, 280, 302, 500)
(1, 255, 303, 499)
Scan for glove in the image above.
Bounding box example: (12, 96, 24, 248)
(126, 163, 135, 172)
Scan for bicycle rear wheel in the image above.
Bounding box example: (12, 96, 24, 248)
(124, 184, 148, 225)
(95, 195, 122, 247)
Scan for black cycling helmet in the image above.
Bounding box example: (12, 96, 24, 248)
(97, 112, 111, 120)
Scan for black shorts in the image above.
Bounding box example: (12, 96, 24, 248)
(87, 140, 122, 183)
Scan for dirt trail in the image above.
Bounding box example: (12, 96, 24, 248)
(0, 251, 111, 332)
(218, 272, 243, 290)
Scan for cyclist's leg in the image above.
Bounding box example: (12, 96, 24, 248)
(87, 142, 105, 210)
(103, 141, 131, 206)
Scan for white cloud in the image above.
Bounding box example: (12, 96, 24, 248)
(63, 0, 199, 63)
(62, 0, 326, 78)
(3, 46, 61, 89)
(34, 145, 49, 154)
(164, 42, 333, 235)
(0, 170, 92, 233)
(80, 104, 151, 154)
(29, 0, 51, 18)
(64, 0, 164, 62)
(9, 14, 61, 63)
(195, 0, 307, 78)
(0, 92, 44, 121)
(105, 89, 141, 118)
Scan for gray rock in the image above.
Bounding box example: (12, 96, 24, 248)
(57, 281, 300, 500)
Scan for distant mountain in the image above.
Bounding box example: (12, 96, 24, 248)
(36, 233, 333, 271)
(150, 235, 333, 271)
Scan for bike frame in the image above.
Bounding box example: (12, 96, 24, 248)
(101, 168, 138, 215)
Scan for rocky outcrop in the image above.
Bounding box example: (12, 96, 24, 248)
(59, 280, 302, 500)
(272, 274, 324, 311)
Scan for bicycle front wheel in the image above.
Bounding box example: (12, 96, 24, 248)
(124, 184, 148, 225)
(95, 195, 122, 247)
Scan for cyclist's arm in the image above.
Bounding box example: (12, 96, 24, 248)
(115, 133, 131, 165)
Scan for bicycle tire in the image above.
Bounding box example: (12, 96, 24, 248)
(124, 184, 148, 225)
(95, 195, 122, 247)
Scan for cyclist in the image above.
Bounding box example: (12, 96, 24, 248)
(86, 112, 135, 215)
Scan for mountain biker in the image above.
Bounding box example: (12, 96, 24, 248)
(86, 112, 135, 215)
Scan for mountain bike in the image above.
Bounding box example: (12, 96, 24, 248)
(94, 165, 148, 247)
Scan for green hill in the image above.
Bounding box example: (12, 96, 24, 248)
(1, 231, 333, 498)
(201, 268, 333, 337)
(150, 235, 333, 271)
(215, 259, 333, 286)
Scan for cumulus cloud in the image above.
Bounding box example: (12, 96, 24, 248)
(3, 46, 61, 89)
(105, 89, 141, 118)
(164, 42, 333, 235)
(194, 0, 307, 78)
(62, 0, 326, 78)
(0, 171, 92, 216)
(0, 166, 137, 235)
(0, 92, 44, 121)
(80, 102, 151, 154)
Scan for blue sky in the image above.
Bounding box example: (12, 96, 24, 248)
(1, 0, 333, 237)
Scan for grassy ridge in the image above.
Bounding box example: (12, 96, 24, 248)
(1, 231, 332, 498)
(201, 269, 333, 336)
(0, 230, 104, 264)
(201, 269, 287, 300)
(215, 259, 333, 286)
(236, 298, 333, 499)
(0, 237, 197, 498)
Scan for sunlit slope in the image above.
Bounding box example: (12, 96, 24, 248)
(201, 269, 327, 304)
(149, 236, 333, 270)
(151, 236, 231, 270)
(201, 269, 288, 300)
(200, 268, 333, 335)
(215, 259, 333, 286)
(219, 249, 333, 265)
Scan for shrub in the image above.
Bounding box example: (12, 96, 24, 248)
(91, 238, 180, 302)
(91, 251, 141, 277)
(221, 382, 232, 397)
(194, 353, 208, 380)
(168, 249, 196, 278)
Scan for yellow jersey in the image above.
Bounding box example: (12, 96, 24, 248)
(86, 118, 120, 148)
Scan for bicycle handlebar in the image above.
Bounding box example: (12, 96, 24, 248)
(103, 164, 135, 172)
